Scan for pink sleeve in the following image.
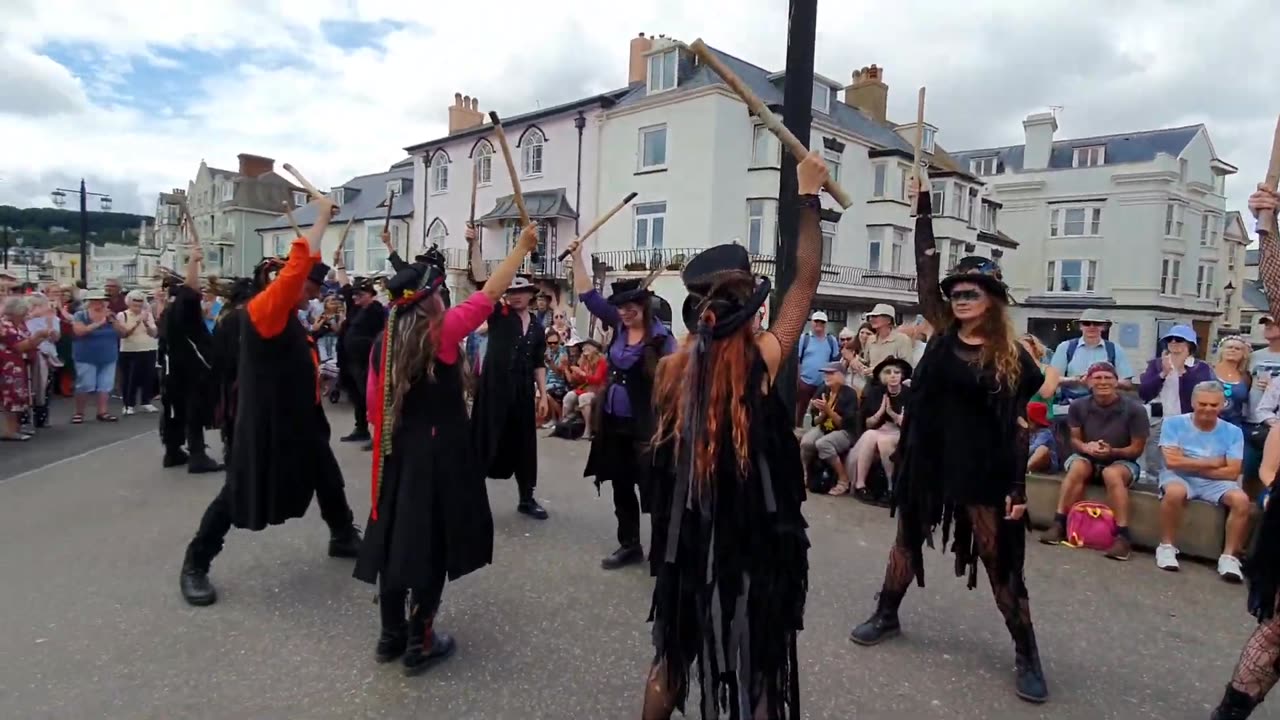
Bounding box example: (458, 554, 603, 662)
(438, 292, 493, 363)
(366, 345, 382, 427)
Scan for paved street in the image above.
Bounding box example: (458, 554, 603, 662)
(0, 404, 1270, 719)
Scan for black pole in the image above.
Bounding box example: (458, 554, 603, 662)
(2, 226, 8, 270)
(773, 0, 818, 418)
(78, 178, 88, 285)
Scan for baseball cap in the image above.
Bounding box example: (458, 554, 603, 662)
(810, 311, 828, 323)
(820, 361, 845, 374)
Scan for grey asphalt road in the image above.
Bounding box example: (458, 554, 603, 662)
(0, 405, 1270, 719)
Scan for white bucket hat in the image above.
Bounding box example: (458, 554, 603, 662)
(1078, 308, 1110, 324)
(866, 303, 897, 322)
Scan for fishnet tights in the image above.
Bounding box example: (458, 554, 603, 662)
(1229, 598, 1280, 701)
(641, 662, 772, 720)
(1259, 232, 1280, 321)
(879, 506, 1036, 655)
(767, 205, 823, 358)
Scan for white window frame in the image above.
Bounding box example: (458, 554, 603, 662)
(1046, 259, 1098, 294)
(1197, 263, 1216, 300)
(751, 125, 779, 167)
(332, 188, 345, 206)
(980, 203, 997, 232)
(647, 49, 678, 94)
(891, 228, 908, 273)
(970, 156, 998, 176)
(365, 223, 393, 273)
(1049, 205, 1103, 237)
(1165, 202, 1185, 238)
(811, 81, 829, 114)
(427, 219, 447, 248)
(520, 129, 545, 178)
(952, 184, 965, 219)
(474, 141, 494, 186)
(897, 164, 911, 201)
(746, 199, 768, 254)
(1201, 213, 1221, 247)
(824, 146, 842, 185)
(1179, 158, 1189, 183)
(945, 239, 964, 272)
(639, 124, 668, 171)
(1072, 145, 1105, 168)
(872, 163, 887, 199)
(1228, 248, 1237, 273)
(633, 201, 666, 250)
(967, 188, 979, 226)
(930, 181, 945, 215)
(868, 227, 885, 271)
(921, 126, 936, 154)
(819, 220, 835, 265)
(1160, 257, 1181, 296)
(386, 179, 402, 197)
(430, 153, 450, 194)
(292, 191, 307, 207)
(220, 182, 233, 202)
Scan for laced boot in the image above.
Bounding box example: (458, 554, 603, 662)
(178, 544, 217, 607)
(375, 589, 408, 663)
(403, 606, 455, 676)
(1013, 627, 1049, 704)
(601, 543, 644, 570)
(849, 590, 902, 646)
(1210, 685, 1259, 720)
(328, 524, 362, 558)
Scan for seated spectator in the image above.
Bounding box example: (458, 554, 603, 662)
(1026, 401, 1058, 473)
(562, 339, 606, 440)
(1039, 362, 1148, 560)
(1049, 309, 1135, 418)
(1213, 334, 1252, 429)
(799, 361, 860, 495)
(1139, 324, 1214, 480)
(847, 357, 911, 501)
(540, 330, 569, 428)
(1157, 381, 1250, 581)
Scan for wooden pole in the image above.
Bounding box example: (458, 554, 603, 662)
(1260, 114, 1280, 238)
(557, 192, 638, 260)
(912, 87, 926, 186)
(487, 111, 532, 227)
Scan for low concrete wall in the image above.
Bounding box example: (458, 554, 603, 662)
(1026, 472, 1259, 561)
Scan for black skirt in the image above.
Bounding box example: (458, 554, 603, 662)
(584, 414, 652, 511)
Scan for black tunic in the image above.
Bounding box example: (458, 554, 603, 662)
(471, 304, 545, 478)
(163, 285, 215, 425)
(354, 338, 494, 589)
(583, 332, 669, 507)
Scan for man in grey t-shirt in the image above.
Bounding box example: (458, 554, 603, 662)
(1245, 316, 1280, 481)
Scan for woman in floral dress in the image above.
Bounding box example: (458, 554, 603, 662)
(1, 296, 54, 441)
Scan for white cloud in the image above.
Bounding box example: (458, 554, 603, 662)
(0, 0, 1276, 231)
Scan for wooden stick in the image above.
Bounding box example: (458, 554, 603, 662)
(180, 203, 199, 246)
(689, 38, 853, 209)
(281, 163, 326, 202)
(334, 215, 356, 265)
(912, 87, 926, 185)
(468, 163, 487, 283)
(281, 202, 304, 238)
(1261, 114, 1280, 238)
(381, 190, 397, 234)
(487, 111, 532, 227)
(557, 192, 638, 260)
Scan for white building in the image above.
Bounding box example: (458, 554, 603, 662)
(402, 88, 626, 306)
(952, 117, 1238, 364)
(87, 243, 139, 288)
(589, 34, 1011, 336)
(256, 163, 414, 280)
(182, 154, 305, 276)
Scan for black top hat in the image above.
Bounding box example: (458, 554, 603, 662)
(939, 255, 1010, 304)
(607, 278, 654, 306)
(351, 276, 377, 295)
(681, 243, 753, 291)
(387, 248, 447, 303)
(872, 356, 913, 382)
(307, 261, 331, 287)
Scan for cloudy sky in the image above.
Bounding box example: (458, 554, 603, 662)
(2, 0, 1275, 226)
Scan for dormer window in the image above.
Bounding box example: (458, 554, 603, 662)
(386, 179, 402, 197)
(332, 188, 345, 205)
(647, 49, 678, 93)
(292, 191, 307, 207)
(811, 81, 829, 114)
(921, 126, 936, 154)
(970, 156, 998, 176)
(1072, 145, 1105, 168)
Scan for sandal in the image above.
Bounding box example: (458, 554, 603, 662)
(828, 483, 850, 496)
(71, 414, 84, 424)
(96, 413, 118, 423)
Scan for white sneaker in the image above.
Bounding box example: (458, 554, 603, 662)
(122, 407, 135, 416)
(1218, 554, 1244, 583)
(141, 404, 159, 413)
(1155, 544, 1180, 571)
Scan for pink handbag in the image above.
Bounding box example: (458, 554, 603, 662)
(1062, 501, 1116, 551)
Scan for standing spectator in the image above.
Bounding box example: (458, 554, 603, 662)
(533, 293, 552, 328)
(117, 289, 160, 415)
(1214, 335, 1252, 429)
(862, 303, 915, 370)
(795, 310, 839, 425)
(1244, 316, 1280, 485)
(1156, 381, 1250, 580)
(201, 286, 224, 334)
(547, 308, 577, 344)
(1039, 362, 1148, 560)
(847, 357, 912, 500)
(1, 296, 51, 440)
(103, 277, 127, 314)
(1139, 325, 1214, 480)
(799, 361, 860, 494)
(23, 293, 60, 428)
(70, 288, 126, 423)
(1048, 309, 1134, 417)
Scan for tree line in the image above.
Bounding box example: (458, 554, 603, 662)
(0, 206, 151, 250)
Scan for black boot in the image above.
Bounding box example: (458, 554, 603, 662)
(33, 404, 49, 428)
(163, 447, 189, 468)
(179, 546, 217, 607)
(1014, 629, 1049, 704)
(601, 543, 644, 570)
(376, 589, 408, 663)
(403, 610, 455, 676)
(329, 524, 362, 558)
(187, 451, 224, 474)
(1210, 685, 1259, 720)
(517, 489, 548, 520)
(849, 592, 902, 646)
(341, 429, 371, 443)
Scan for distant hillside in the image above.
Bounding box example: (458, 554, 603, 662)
(0, 206, 150, 249)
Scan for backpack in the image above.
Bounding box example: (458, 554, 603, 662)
(1062, 501, 1117, 551)
(1056, 339, 1119, 404)
(799, 333, 840, 363)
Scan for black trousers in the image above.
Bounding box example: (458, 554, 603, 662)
(185, 448, 354, 571)
(162, 379, 208, 453)
(340, 354, 368, 431)
(496, 400, 538, 499)
(119, 350, 157, 409)
(612, 478, 641, 546)
(377, 518, 447, 631)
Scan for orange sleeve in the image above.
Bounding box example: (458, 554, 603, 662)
(247, 239, 316, 339)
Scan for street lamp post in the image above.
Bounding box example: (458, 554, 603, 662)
(1224, 280, 1236, 327)
(51, 179, 112, 285)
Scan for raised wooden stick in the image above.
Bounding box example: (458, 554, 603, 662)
(468, 163, 487, 283)
(281, 163, 326, 202)
(689, 38, 853, 209)
(913, 87, 926, 185)
(488, 111, 531, 227)
(281, 201, 304, 238)
(1261, 114, 1280, 238)
(557, 192, 638, 260)
(334, 215, 356, 266)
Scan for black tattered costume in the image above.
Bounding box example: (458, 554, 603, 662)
(159, 281, 219, 472)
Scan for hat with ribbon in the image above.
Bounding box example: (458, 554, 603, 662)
(939, 255, 1011, 304)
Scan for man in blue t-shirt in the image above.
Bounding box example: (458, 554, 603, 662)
(794, 310, 839, 426)
(1156, 380, 1251, 580)
(1048, 309, 1134, 415)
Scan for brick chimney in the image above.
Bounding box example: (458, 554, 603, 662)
(844, 65, 888, 123)
(237, 153, 275, 177)
(448, 93, 484, 134)
(628, 32, 653, 85)
(1021, 112, 1058, 170)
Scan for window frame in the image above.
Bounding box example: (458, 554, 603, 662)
(647, 49, 678, 94)
(1165, 202, 1185, 238)
(824, 146, 843, 185)
(474, 141, 494, 186)
(1196, 263, 1216, 300)
(750, 125, 780, 168)
(867, 226, 885, 271)
(1072, 145, 1106, 168)
(970, 156, 998, 176)
(638, 124, 668, 171)
(430, 153, 450, 194)
(746, 199, 768, 254)
(1160, 257, 1181, 296)
(819, 220, 836, 265)
(292, 191, 307, 207)
(520, 129, 545, 178)
(891, 227, 908, 273)
(633, 201, 667, 250)
(872, 163, 887, 199)
(1049, 205, 1103, 238)
(1046, 258, 1099, 294)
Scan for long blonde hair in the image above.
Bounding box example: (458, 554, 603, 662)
(387, 302, 444, 424)
(948, 298, 1022, 391)
(1216, 335, 1252, 376)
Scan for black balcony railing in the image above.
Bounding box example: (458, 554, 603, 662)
(440, 246, 569, 279)
(589, 247, 917, 293)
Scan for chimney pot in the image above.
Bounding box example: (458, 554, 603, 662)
(628, 32, 655, 85)
(447, 91, 485, 134)
(471, 97, 479, 111)
(454, 92, 462, 107)
(844, 64, 889, 122)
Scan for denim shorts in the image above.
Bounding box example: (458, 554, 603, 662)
(75, 361, 117, 394)
(1029, 428, 1059, 471)
(1064, 454, 1139, 485)
(1159, 473, 1241, 505)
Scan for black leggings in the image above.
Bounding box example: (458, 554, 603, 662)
(119, 351, 156, 408)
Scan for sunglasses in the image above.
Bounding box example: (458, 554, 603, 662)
(547, 342, 560, 347)
(948, 289, 984, 302)
(1079, 321, 1106, 328)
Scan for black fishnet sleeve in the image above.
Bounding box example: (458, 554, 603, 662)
(1261, 231, 1280, 321)
(913, 189, 951, 330)
(768, 198, 823, 357)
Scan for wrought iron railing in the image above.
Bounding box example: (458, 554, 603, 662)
(589, 247, 917, 293)
(440, 246, 569, 279)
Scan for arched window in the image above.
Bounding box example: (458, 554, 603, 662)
(519, 128, 544, 178)
(430, 152, 450, 194)
(473, 140, 493, 186)
(427, 218, 448, 247)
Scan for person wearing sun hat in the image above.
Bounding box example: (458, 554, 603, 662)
(335, 274, 386, 448)
(1137, 324, 1213, 480)
(863, 302, 914, 371)
(470, 272, 551, 520)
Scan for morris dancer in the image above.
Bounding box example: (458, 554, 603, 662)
(642, 152, 826, 720)
(848, 174, 1056, 704)
(178, 194, 361, 607)
(564, 242, 675, 569)
(161, 243, 221, 474)
(353, 225, 536, 675)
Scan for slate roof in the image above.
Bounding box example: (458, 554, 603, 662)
(614, 43, 974, 177)
(1247, 248, 1260, 266)
(256, 166, 414, 232)
(950, 125, 1203, 173)
(1243, 278, 1268, 311)
(404, 89, 632, 154)
(478, 188, 577, 222)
